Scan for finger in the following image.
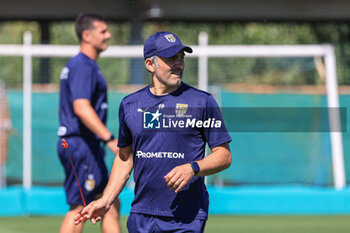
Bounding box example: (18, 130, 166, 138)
(171, 177, 183, 190)
(74, 210, 85, 222)
(74, 218, 81, 225)
(164, 173, 172, 182)
(175, 179, 188, 193)
(167, 176, 181, 189)
(90, 216, 102, 224)
(80, 213, 88, 222)
(175, 179, 182, 186)
(164, 173, 174, 185)
(83, 203, 97, 218)
(79, 206, 89, 216)
(74, 219, 81, 225)
(74, 213, 82, 221)
(164, 168, 177, 181)
(74, 215, 85, 225)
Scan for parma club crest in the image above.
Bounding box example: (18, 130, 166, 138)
(164, 34, 176, 43)
(175, 103, 188, 117)
(84, 174, 95, 191)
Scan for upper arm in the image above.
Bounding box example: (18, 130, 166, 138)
(73, 99, 91, 116)
(210, 142, 232, 167)
(118, 101, 133, 147)
(211, 142, 231, 153)
(69, 63, 95, 100)
(203, 95, 232, 148)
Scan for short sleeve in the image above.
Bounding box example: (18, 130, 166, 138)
(118, 101, 133, 147)
(203, 95, 232, 148)
(68, 62, 95, 100)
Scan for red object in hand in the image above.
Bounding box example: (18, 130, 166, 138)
(80, 212, 87, 222)
(61, 138, 87, 207)
(62, 138, 69, 149)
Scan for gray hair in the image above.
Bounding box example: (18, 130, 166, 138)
(150, 55, 159, 68)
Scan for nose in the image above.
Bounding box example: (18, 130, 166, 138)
(105, 31, 111, 40)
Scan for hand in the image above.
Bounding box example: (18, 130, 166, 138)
(164, 163, 195, 193)
(107, 139, 119, 155)
(74, 199, 111, 225)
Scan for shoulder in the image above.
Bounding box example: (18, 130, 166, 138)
(181, 82, 211, 98)
(66, 53, 94, 71)
(62, 54, 96, 82)
(180, 83, 213, 105)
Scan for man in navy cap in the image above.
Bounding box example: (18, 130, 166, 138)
(74, 31, 232, 233)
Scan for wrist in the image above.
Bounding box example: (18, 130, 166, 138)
(103, 134, 115, 144)
(190, 161, 200, 176)
(100, 195, 113, 209)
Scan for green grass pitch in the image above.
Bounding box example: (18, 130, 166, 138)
(0, 215, 349, 233)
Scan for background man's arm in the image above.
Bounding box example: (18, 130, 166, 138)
(73, 99, 118, 154)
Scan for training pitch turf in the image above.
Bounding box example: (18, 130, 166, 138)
(0, 215, 349, 233)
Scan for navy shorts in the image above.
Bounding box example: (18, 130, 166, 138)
(127, 213, 206, 233)
(57, 136, 108, 205)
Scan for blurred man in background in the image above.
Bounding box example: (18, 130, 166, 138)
(57, 13, 121, 233)
(74, 31, 232, 233)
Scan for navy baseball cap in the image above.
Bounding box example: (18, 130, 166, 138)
(144, 31, 193, 59)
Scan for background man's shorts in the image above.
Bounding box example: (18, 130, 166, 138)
(57, 136, 108, 205)
(127, 213, 206, 233)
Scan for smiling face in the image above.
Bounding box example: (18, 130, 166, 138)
(146, 50, 185, 91)
(83, 20, 111, 53)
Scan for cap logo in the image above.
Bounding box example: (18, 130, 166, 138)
(164, 34, 176, 43)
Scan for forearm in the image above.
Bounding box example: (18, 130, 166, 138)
(101, 147, 133, 206)
(73, 99, 112, 141)
(196, 143, 231, 176)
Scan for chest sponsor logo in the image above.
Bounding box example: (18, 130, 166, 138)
(142, 111, 222, 129)
(143, 110, 162, 129)
(136, 150, 184, 159)
(142, 104, 222, 129)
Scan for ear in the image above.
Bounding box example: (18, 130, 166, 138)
(145, 59, 156, 73)
(81, 30, 91, 43)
